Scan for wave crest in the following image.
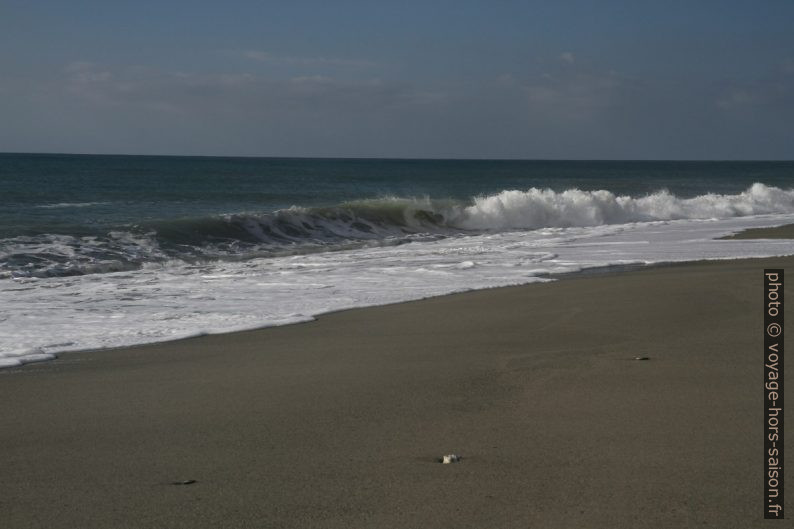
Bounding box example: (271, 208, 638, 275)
(458, 183, 794, 230)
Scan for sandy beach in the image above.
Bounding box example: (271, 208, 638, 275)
(4, 0, 794, 526)
(2, 255, 791, 528)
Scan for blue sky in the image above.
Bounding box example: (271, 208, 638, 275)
(1, 1, 792, 159)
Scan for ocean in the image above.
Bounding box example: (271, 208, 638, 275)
(2, 153, 794, 367)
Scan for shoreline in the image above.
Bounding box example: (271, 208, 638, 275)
(5, 253, 789, 372)
(2, 254, 792, 528)
(5, 211, 794, 370)
(0, 259, 662, 371)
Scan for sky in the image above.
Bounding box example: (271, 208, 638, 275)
(1, 0, 793, 159)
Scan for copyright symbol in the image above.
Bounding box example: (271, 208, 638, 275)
(767, 323, 782, 337)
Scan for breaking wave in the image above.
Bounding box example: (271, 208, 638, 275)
(458, 182, 794, 230)
(3, 183, 794, 278)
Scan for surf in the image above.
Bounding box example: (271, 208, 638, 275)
(2, 183, 794, 278)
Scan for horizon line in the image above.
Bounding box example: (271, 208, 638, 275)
(1, 151, 793, 164)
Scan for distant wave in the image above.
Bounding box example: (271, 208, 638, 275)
(3, 183, 794, 278)
(35, 201, 113, 209)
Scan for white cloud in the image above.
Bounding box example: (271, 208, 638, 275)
(560, 52, 575, 64)
(521, 70, 627, 121)
(716, 88, 758, 108)
(240, 50, 376, 68)
(64, 62, 112, 83)
(52, 62, 436, 119)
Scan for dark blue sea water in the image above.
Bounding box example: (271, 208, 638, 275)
(1, 153, 793, 278)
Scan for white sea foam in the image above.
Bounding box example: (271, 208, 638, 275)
(2, 212, 794, 369)
(0, 348, 56, 368)
(457, 183, 794, 230)
(35, 201, 113, 209)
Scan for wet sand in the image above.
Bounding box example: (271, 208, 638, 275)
(721, 223, 794, 239)
(2, 256, 792, 528)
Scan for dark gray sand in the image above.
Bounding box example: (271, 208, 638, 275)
(721, 223, 794, 239)
(2, 256, 792, 528)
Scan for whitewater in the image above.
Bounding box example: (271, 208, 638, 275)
(2, 183, 794, 369)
